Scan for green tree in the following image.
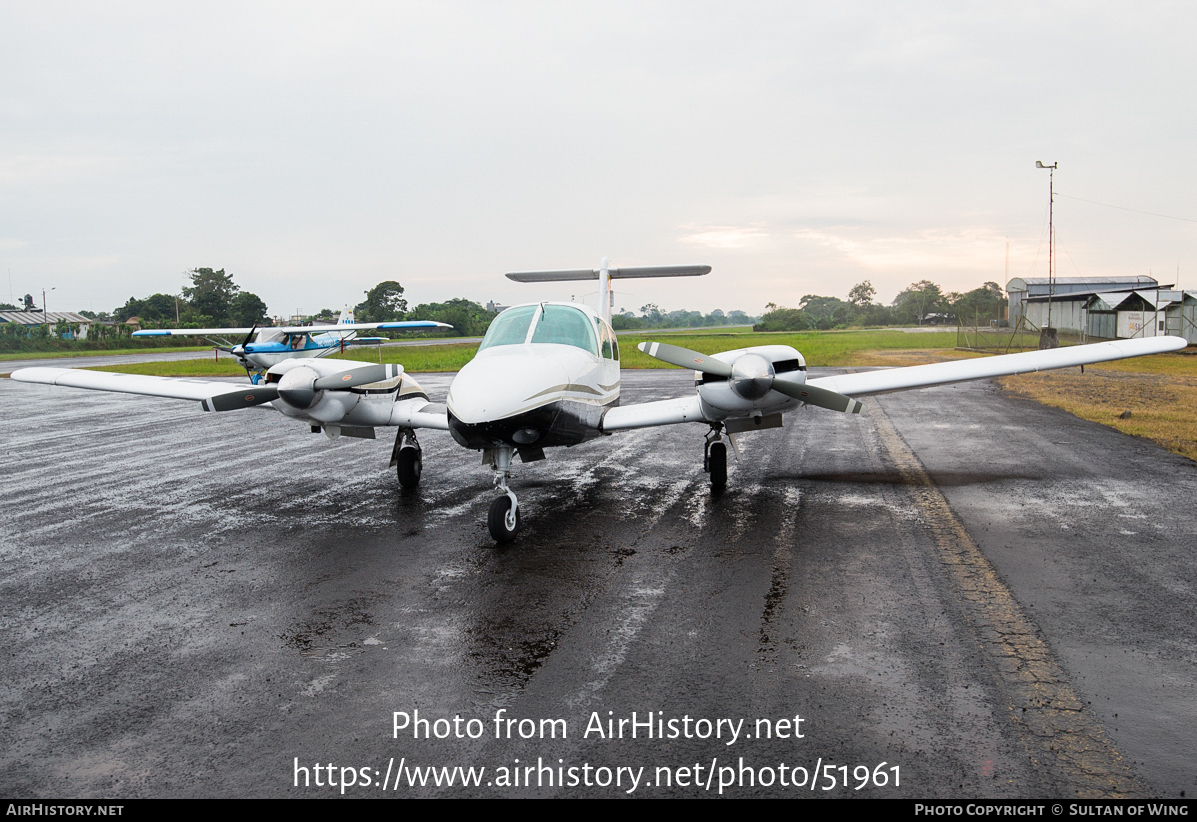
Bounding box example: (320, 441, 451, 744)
(231, 292, 270, 326)
(355, 281, 408, 322)
(847, 281, 876, 308)
(799, 295, 852, 329)
(183, 268, 239, 325)
(892, 280, 947, 324)
(950, 282, 1005, 324)
(407, 298, 495, 336)
(754, 305, 813, 332)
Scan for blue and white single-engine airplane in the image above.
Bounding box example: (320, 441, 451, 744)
(132, 307, 451, 382)
(12, 259, 1188, 543)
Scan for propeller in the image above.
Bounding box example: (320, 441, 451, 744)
(237, 324, 258, 351)
(638, 341, 732, 376)
(312, 363, 403, 391)
(637, 341, 862, 414)
(201, 386, 280, 412)
(202, 363, 404, 412)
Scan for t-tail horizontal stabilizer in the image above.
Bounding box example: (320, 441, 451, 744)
(505, 257, 711, 324)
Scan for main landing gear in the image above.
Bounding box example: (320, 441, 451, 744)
(485, 445, 520, 543)
(391, 429, 423, 488)
(704, 425, 727, 488)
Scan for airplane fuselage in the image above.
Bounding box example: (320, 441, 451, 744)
(445, 303, 620, 453)
(234, 331, 355, 372)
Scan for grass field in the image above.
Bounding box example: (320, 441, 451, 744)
(0, 345, 210, 361)
(82, 330, 960, 376)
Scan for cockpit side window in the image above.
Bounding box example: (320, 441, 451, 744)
(594, 319, 616, 360)
(530, 305, 598, 354)
(478, 305, 538, 351)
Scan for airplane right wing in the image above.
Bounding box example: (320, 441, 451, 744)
(9, 366, 279, 412)
(806, 336, 1188, 398)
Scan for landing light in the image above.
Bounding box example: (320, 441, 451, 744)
(513, 428, 540, 444)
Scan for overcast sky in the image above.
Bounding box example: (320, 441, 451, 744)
(1, 2, 1194, 318)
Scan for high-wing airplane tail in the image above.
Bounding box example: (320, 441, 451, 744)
(505, 257, 711, 324)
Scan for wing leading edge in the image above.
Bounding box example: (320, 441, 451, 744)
(10, 367, 237, 402)
(806, 336, 1188, 398)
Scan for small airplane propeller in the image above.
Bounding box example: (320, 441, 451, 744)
(311, 363, 403, 391)
(238, 323, 258, 351)
(202, 386, 280, 412)
(202, 363, 404, 412)
(639, 341, 732, 376)
(638, 341, 862, 414)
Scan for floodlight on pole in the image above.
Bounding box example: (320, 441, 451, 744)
(1036, 161, 1058, 348)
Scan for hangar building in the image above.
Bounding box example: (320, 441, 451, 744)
(1006, 277, 1197, 341)
(1006, 276, 1159, 332)
(0, 310, 94, 339)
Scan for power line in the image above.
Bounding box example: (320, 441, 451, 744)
(1057, 193, 1197, 224)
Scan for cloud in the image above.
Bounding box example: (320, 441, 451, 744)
(793, 225, 1012, 271)
(677, 225, 769, 249)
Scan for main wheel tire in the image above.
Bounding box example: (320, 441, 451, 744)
(396, 448, 422, 488)
(709, 440, 728, 487)
(487, 495, 521, 543)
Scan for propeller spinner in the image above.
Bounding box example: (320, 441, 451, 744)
(637, 341, 862, 413)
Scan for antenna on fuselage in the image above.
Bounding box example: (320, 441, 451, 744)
(504, 259, 712, 325)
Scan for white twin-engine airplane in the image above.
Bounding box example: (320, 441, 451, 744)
(11, 259, 1187, 543)
(131, 306, 451, 382)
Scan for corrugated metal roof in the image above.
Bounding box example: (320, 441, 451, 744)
(1087, 290, 1197, 311)
(1013, 276, 1158, 286)
(1025, 284, 1176, 303)
(0, 311, 93, 324)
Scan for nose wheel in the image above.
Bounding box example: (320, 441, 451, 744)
(704, 426, 727, 488)
(486, 445, 521, 543)
(488, 494, 520, 542)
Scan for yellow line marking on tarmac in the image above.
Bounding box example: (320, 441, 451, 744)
(869, 402, 1143, 798)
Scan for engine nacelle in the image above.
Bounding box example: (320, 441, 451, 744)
(696, 344, 807, 414)
(273, 363, 358, 423)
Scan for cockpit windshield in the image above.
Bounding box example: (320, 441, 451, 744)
(530, 305, 598, 354)
(478, 305, 538, 351)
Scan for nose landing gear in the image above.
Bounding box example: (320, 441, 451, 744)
(704, 425, 727, 488)
(485, 445, 521, 543)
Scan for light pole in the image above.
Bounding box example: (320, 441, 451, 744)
(42, 287, 55, 327)
(1035, 161, 1057, 348)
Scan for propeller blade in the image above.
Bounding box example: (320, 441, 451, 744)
(201, 386, 280, 412)
(770, 380, 863, 413)
(312, 363, 403, 391)
(240, 323, 258, 349)
(637, 341, 733, 377)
